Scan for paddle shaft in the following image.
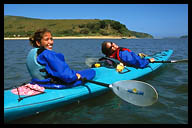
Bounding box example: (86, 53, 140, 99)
(151, 60, 173, 63)
(81, 78, 110, 88)
(151, 59, 188, 63)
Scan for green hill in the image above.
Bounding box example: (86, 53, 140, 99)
(4, 15, 153, 38)
(180, 35, 188, 38)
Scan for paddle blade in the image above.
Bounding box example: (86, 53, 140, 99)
(111, 80, 158, 107)
(85, 58, 98, 67)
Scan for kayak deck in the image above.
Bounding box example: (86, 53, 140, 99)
(4, 50, 173, 122)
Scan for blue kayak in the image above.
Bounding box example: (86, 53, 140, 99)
(4, 50, 173, 122)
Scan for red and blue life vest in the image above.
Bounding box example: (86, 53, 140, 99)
(109, 47, 131, 63)
(109, 47, 150, 68)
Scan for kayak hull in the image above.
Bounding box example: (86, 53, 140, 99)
(4, 50, 173, 122)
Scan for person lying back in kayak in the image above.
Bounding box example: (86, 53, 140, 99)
(101, 41, 155, 68)
(26, 28, 95, 89)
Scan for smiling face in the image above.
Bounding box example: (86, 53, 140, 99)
(105, 42, 119, 54)
(36, 32, 53, 50)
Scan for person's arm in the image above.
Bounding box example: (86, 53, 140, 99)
(37, 50, 79, 83)
(119, 51, 150, 68)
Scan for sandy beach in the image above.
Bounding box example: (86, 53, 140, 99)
(4, 36, 137, 40)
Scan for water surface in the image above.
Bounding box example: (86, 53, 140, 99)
(4, 38, 188, 124)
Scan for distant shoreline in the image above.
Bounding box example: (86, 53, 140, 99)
(4, 36, 137, 40)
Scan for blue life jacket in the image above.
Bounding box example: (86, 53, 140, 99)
(26, 48, 96, 89)
(26, 48, 47, 80)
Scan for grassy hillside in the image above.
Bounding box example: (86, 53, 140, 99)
(4, 15, 153, 38)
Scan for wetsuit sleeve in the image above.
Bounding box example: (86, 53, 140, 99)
(37, 50, 78, 83)
(119, 50, 150, 68)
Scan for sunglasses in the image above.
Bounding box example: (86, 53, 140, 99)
(108, 42, 116, 55)
(109, 42, 114, 51)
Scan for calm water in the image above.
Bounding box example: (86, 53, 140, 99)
(4, 38, 188, 124)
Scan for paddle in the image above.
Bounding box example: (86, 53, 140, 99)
(85, 58, 188, 67)
(85, 57, 98, 67)
(81, 78, 158, 107)
(151, 59, 188, 63)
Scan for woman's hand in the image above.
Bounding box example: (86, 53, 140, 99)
(149, 58, 155, 63)
(76, 73, 81, 80)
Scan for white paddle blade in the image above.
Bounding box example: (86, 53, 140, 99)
(85, 58, 98, 67)
(111, 80, 158, 107)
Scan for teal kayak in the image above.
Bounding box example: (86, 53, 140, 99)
(4, 50, 173, 122)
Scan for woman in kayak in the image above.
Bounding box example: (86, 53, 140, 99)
(26, 28, 95, 88)
(101, 41, 155, 68)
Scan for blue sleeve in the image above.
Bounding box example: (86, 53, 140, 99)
(37, 50, 78, 83)
(119, 51, 150, 68)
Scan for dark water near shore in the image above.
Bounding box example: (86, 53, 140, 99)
(4, 38, 188, 124)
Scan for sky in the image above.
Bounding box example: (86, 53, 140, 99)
(4, 4, 188, 38)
